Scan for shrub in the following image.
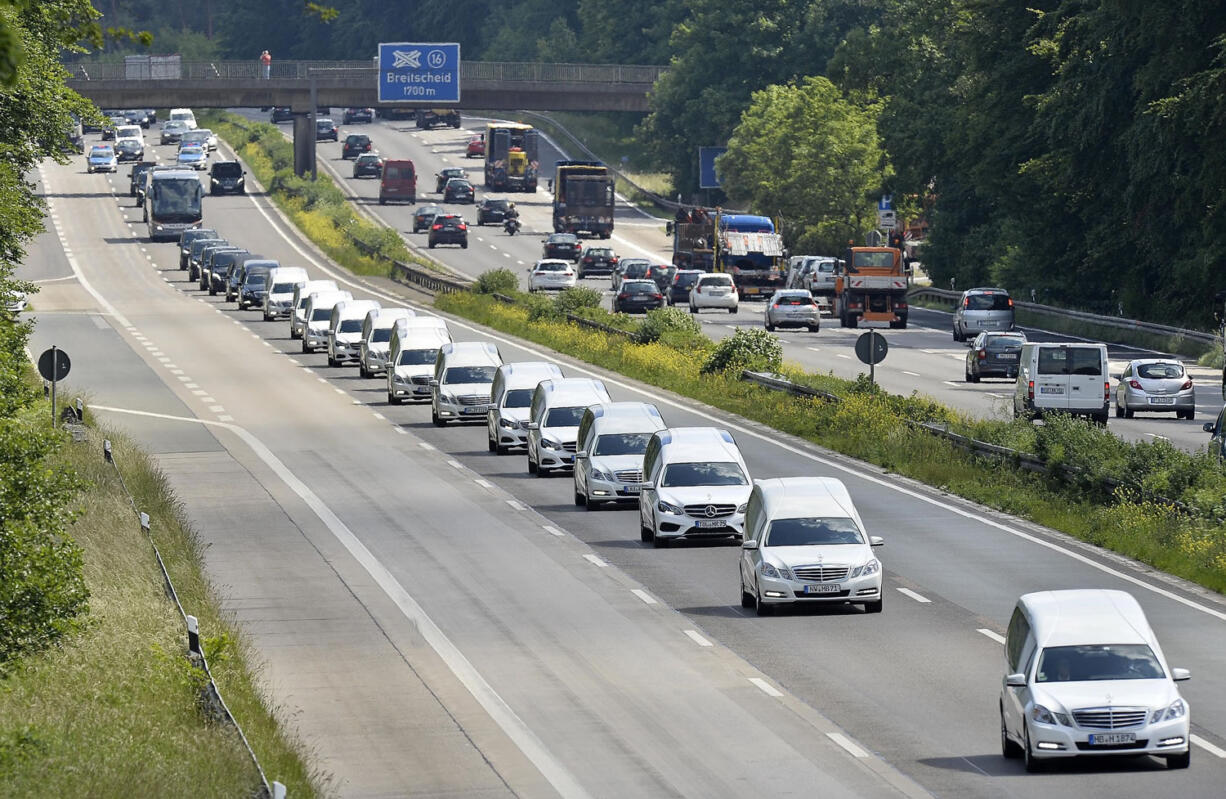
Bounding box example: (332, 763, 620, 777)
(474, 268, 519, 295)
(700, 328, 783, 375)
(637, 306, 701, 344)
(554, 286, 603, 315)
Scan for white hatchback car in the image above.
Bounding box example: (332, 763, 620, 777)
(528, 259, 577, 293)
(689, 273, 738, 314)
(739, 477, 883, 616)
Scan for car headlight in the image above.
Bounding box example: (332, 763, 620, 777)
(590, 468, 612, 481)
(498, 418, 518, 429)
(211, 178, 219, 184)
(761, 561, 793, 580)
(1031, 704, 1069, 726)
(736, 502, 747, 514)
(1153, 699, 1186, 723)
(441, 393, 456, 404)
(856, 559, 880, 578)
(657, 499, 684, 515)
(540, 438, 560, 450)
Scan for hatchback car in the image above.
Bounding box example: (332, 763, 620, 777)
(966, 331, 1026, 382)
(341, 133, 372, 159)
(115, 138, 144, 162)
(528, 260, 577, 293)
(176, 145, 208, 170)
(86, 145, 117, 173)
(954, 287, 1015, 341)
(578, 247, 618, 278)
(352, 153, 383, 178)
(160, 120, 188, 144)
(129, 161, 156, 197)
(690, 273, 738, 314)
(667, 269, 703, 305)
(614, 280, 664, 314)
(428, 214, 468, 248)
(647, 264, 677, 293)
(476, 198, 512, 225)
(543, 233, 582, 262)
(435, 167, 466, 193)
(342, 107, 373, 124)
(209, 161, 246, 195)
(181, 128, 217, 151)
(443, 178, 475, 203)
(1115, 359, 1196, 419)
(315, 118, 338, 141)
(412, 205, 444, 232)
(466, 135, 485, 158)
(612, 258, 650, 291)
(764, 289, 820, 331)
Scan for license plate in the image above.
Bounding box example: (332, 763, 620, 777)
(1088, 733, 1136, 745)
(695, 519, 725, 528)
(621, 485, 641, 494)
(461, 406, 487, 414)
(804, 583, 843, 594)
(1149, 397, 1175, 405)
(1040, 386, 1065, 394)
(997, 353, 1017, 360)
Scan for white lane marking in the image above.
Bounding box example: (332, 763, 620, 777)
(190, 389, 208, 396)
(942, 381, 963, 387)
(630, 589, 657, 605)
(582, 554, 608, 568)
(217, 415, 233, 422)
(474, 478, 493, 488)
(418, 442, 436, 450)
(902, 370, 920, 377)
(184, 383, 199, 389)
(447, 459, 464, 469)
(85, 404, 593, 799)
(1191, 734, 1226, 758)
(948, 353, 964, 360)
(896, 587, 931, 604)
(334, 388, 346, 395)
(168, 368, 184, 375)
(316, 377, 327, 383)
(176, 375, 191, 382)
(683, 630, 713, 647)
(208, 405, 225, 413)
(749, 677, 783, 698)
(351, 400, 362, 406)
(806, 347, 822, 353)
(984, 393, 1003, 399)
(835, 354, 851, 360)
(977, 628, 1006, 645)
(230, 138, 1226, 627)
(288, 358, 300, 365)
(393, 427, 407, 435)
(826, 732, 870, 758)
(506, 499, 527, 511)
(371, 412, 386, 420)
(542, 525, 564, 537)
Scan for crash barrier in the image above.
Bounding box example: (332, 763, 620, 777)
(340, 227, 471, 294)
(491, 292, 636, 340)
(91, 421, 285, 799)
(738, 370, 1203, 517)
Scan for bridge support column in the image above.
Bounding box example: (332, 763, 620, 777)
(291, 112, 316, 178)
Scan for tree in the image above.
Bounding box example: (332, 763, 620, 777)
(717, 76, 889, 253)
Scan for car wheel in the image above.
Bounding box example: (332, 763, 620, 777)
(432, 409, 445, 427)
(729, 306, 737, 314)
(573, 488, 584, 507)
(388, 394, 401, 405)
(495, 442, 508, 455)
(1023, 724, 1043, 773)
(527, 454, 538, 474)
(969, 371, 979, 384)
(1167, 749, 1191, 769)
(640, 523, 654, 543)
(740, 577, 755, 609)
(428, 241, 435, 248)
(1123, 406, 1134, 419)
(863, 596, 883, 613)
(358, 363, 368, 379)
(808, 325, 819, 332)
(461, 242, 467, 249)
(1184, 409, 1196, 421)
(302, 341, 311, 353)
(754, 582, 772, 616)
(766, 322, 776, 332)
(488, 434, 497, 453)
(1115, 402, 1124, 418)
(1001, 704, 1021, 758)
(953, 328, 962, 342)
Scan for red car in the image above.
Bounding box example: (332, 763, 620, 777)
(466, 135, 485, 159)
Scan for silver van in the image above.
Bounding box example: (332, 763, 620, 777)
(953, 287, 1015, 342)
(1014, 342, 1109, 424)
(487, 361, 564, 454)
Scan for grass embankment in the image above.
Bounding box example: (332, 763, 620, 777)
(438, 287, 1226, 595)
(200, 110, 439, 280)
(0, 423, 321, 797)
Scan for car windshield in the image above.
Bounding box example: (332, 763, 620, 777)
(213, 163, 241, 177)
(1038, 347, 1102, 376)
(660, 462, 747, 487)
(1137, 363, 1184, 379)
(544, 406, 586, 427)
(372, 328, 393, 343)
(448, 180, 471, 189)
(443, 365, 496, 384)
(624, 264, 649, 277)
(765, 517, 864, 547)
(593, 432, 652, 456)
(551, 235, 578, 244)
(674, 273, 700, 288)
(587, 249, 613, 258)
(1035, 644, 1165, 682)
(966, 293, 1012, 311)
(487, 200, 509, 210)
(502, 388, 534, 408)
(244, 275, 266, 286)
(398, 348, 438, 366)
(338, 319, 362, 333)
(91, 147, 113, 155)
(271, 282, 297, 293)
(624, 282, 657, 294)
(310, 308, 333, 321)
(537, 262, 567, 272)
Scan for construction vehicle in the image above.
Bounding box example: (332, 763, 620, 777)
(484, 122, 539, 192)
(671, 211, 786, 300)
(832, 245, 910, 328)
(552, 161, 614, 237)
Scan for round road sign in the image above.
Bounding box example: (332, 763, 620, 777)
(854, 332, 888, 366)
(37, 347, 71, 382)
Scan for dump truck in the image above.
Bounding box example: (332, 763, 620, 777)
(552, 161, 614, 237)
(484, 122, 539, 192)
(671, 212, 786, 300)
(832, 246, 910, 328)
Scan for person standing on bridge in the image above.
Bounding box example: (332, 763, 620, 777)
(260, 50, 272, 79)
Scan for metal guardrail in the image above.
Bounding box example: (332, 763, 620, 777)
(908, 286, 1218, 347)
(342, 228, 471, 294)
(65, 60, 665, 85)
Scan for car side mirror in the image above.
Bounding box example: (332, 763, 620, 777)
(526, 422, 539, 430)
(869, 536, 884, 547)
(428, 378, 439, 387)
(741, 539, 759, 551)
(574, 451, 588, 459)
(1203, 422, 1216, 434)
(1005, 673, 1027, 688)
(1172, 667, 1191, 682)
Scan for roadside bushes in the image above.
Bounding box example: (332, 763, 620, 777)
(475, 268, 518, 295)
(700, 328, 783, 375)
(637, 307, 702, 346)
(554, 286, 603, 315)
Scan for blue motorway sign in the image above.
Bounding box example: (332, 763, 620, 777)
(698, 146, 728, 189)
(377, 42, 460, 103)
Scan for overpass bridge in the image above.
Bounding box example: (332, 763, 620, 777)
(65, 59, 664, 176)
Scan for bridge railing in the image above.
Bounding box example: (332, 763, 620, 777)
(64, 60, 666, 84)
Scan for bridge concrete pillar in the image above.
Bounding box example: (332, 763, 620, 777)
(291, 112, 316, 178)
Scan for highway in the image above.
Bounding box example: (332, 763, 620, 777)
(270, 111, 1223, 455)
(18, 124, 1226, 799)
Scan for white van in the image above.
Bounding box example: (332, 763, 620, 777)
(115, 124, 144, 145)
(487, 361, 564, 454)
(431, 341, 502, 425)
(1000, 589, 1191, 772)
(263, 266, 309, 321)
(290, 279, 337, 338)
(386, 317, 451, 404)
(738, 477, 884, 616)
(168, 108, 197, 130)
(327, 299, 380, 366)
(301, 290, 352, 354)
(358, 307, 415, 378)
(1013, 342, 1109, 424)
(638, 427, 751, 547)
(526, 378, 612, 475)
(573, 402, 666, 509)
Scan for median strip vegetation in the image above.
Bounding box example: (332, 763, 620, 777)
(438, 273, 1226, 595)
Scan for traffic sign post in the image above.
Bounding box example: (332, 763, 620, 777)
(854, 331, 888, 386)
(377, 42, 461, 104)
(698, 147, 728, 190)
(37, 346, 71, 426)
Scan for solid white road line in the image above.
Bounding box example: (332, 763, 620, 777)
(749, 677, 783, 698)
(683, 630, 713, 647)
(630, 589, 657, 605)
(896, 587, 931, 604)
(582, 554, 608, 568)
(827, 732, 870, 758)
(977, 628, 1006, 645)
(902, 371, 920, 377)
(1191, 734, 1226, 758)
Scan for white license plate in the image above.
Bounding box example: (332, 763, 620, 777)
(461, 406, 487, 414)
(695, 519, 725, 528)
(1040, 386, 1065, 394)
(997, 353, 1017, 360)
(1088, 733, 1136, 745)
(804, 583, 843, 594)
(621, 484, 641, 494)
(1148, 397, 1176, 405)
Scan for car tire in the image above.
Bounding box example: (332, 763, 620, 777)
(863, 596, 883, 613)
(1115, 403, 1124, 418)
(302, 341, 311, 353)
(573, 489, 584, 507)
(488, 434, 497, 453)
(461, 242, 468, 249)
(432, 409, 444, 427)
(653, 535, 669, 549)
(1000, 704, 1021, 759)
(388, 394, 401, 405)
(640, 523, 653, 543)
(808, 325, 819, 332)
(754, 583, 772, 616)
(527, 454, 538, 474)
(729, 306, 737, 314)
(1124, 406, 1134, 419)
(740, 578, 755, 609)
(766, 323, 776, 332)
(358, 363, 368, 379)
(1183, 409, 1196, 421)
(1023, 725, 1043, 773)
(1167, 749, 1191, 769)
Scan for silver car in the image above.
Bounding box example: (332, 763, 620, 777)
(764, 289, 820, 332)
(953, 287, 1014, 342)
(1115, 359, 1195, 419)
